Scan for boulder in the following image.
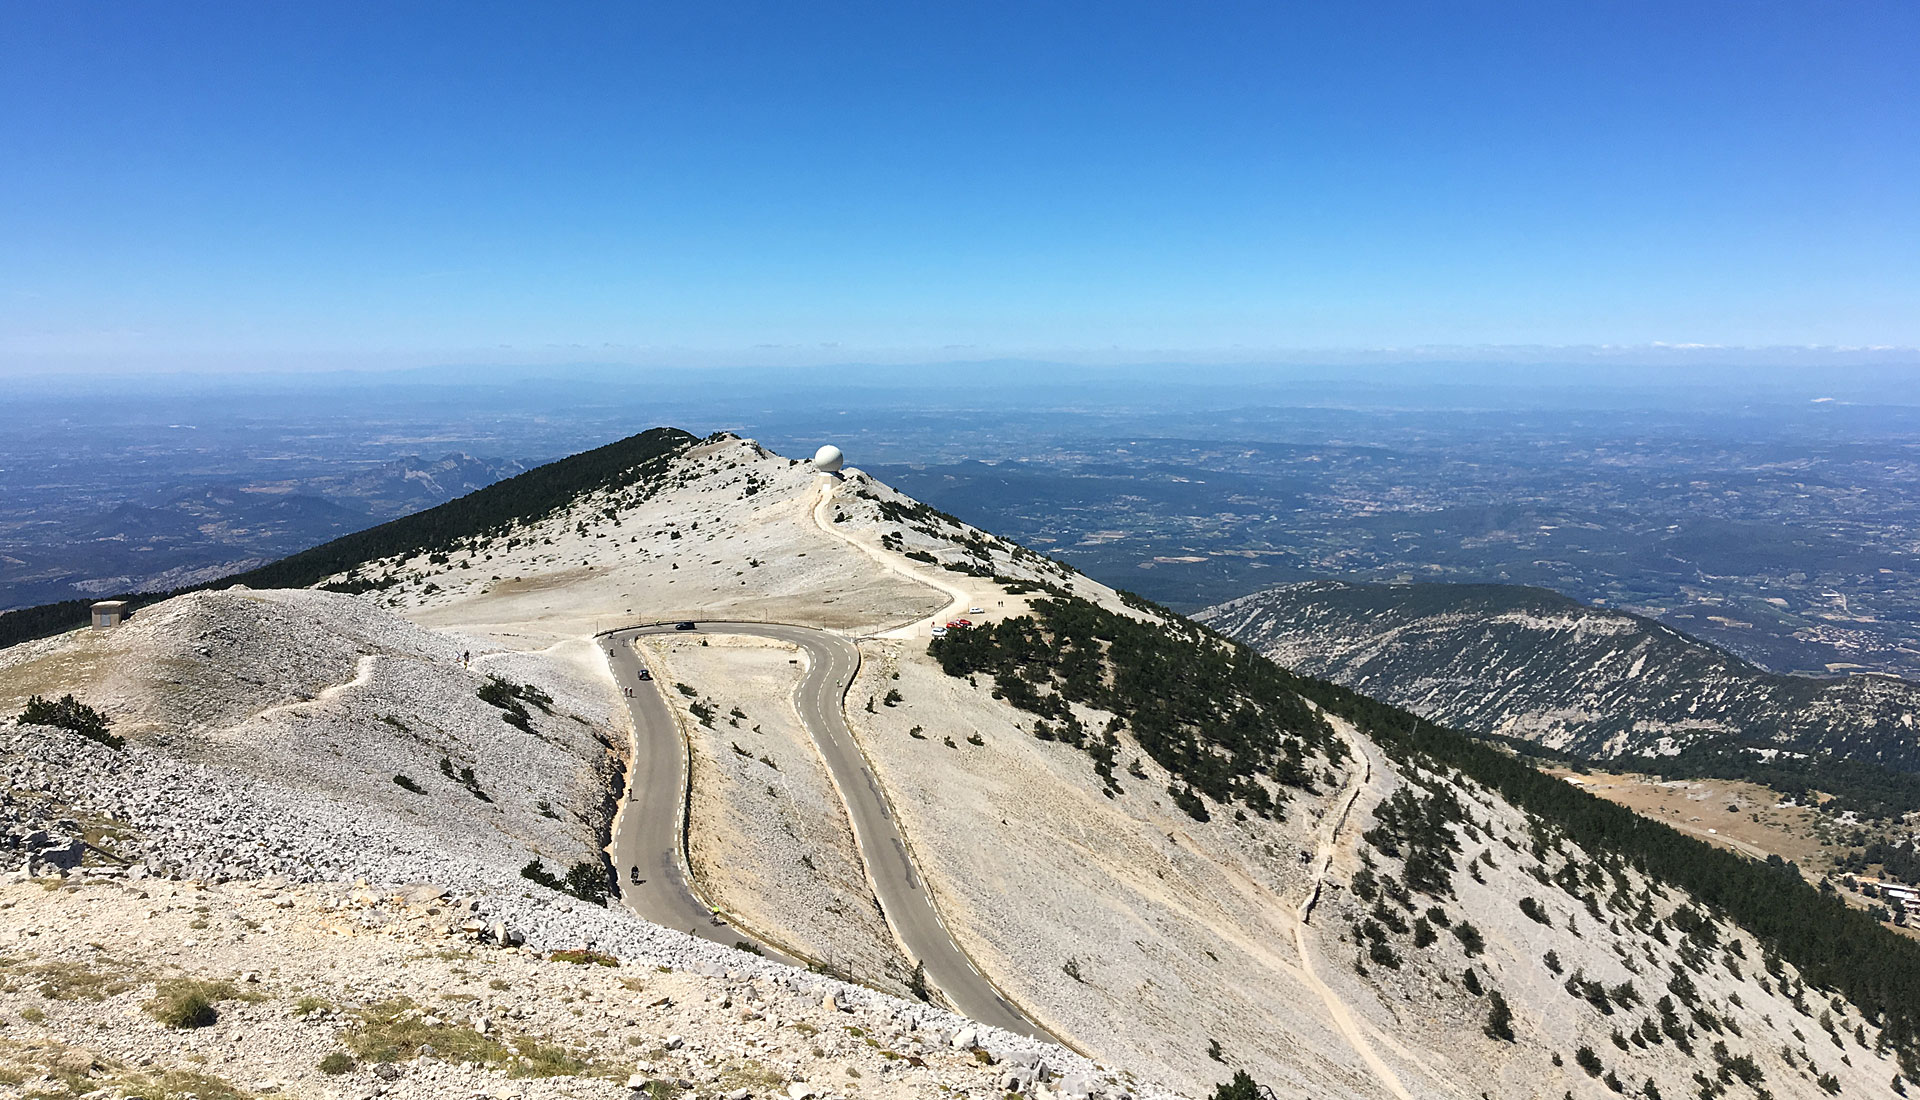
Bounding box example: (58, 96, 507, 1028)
(404, 884, 448, 906)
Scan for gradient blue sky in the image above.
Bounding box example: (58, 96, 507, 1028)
(3, 2, 1916, 371)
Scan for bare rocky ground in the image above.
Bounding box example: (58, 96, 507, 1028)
(0, 874, 1145, 1100)
(363, 435, 1135, 650)
(373, 438, 950, 646)
(839, 643, 1380, 1100)
(0, 587, 624, 892)
(637, 636, 909, 996)
(0, 447, 1162, 1099)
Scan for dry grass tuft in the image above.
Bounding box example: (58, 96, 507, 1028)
(344, 997, 618, 1079)
(144, 978, 239, 1029)
(2, 958, 145, 1002)
(547, 948, 619, 967)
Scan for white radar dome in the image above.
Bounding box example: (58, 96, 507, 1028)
(812, 444, 845, 473)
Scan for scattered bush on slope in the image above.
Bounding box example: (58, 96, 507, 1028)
(478, 676, 555, 734)
(929, 595, 1336, 817)
(1289, 663, 1920, 1067)
(938, 590, 1920, 1066)
(15, 693, 122, 749)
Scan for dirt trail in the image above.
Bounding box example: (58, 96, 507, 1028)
(811, 477, 970, 637)
(1293, 716, 1418, 1100)
(248, 654, 378, 723)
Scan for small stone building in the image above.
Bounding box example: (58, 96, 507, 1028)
(90, 601, 127, 629)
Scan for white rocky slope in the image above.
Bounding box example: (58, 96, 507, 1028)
(0, 592, 1145, 1099)
(0, 873, 1126, 1100)
(0, 586, 623, 888)
(1305, 743, 1901, 1100)
(349, 434, 1135, 646)
(831, 638, 1905, 1100)
(2, 433, 1908, 1100)
(492, 439, 1901, 1100)
(1198, 579, 1920, 767)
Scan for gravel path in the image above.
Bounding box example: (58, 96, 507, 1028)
(1289, 717, 1415, 1100)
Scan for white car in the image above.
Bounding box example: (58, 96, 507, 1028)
(967, 607, 984, 615)
(931, 625, 948, 636)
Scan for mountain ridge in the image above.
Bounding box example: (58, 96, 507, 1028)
(0, 427, 696, 649)
(1199, 578, 1920, 771)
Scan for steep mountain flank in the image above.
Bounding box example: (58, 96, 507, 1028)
(887, 590, 1915, 1098)
(1200, 580, 1920, 769)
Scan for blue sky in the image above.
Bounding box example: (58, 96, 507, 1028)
(2, 2, 1915, 371)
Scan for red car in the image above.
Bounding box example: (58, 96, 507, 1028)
(945, 619, 972, 629)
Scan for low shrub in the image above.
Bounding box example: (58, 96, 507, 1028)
(520, 858, 609, 905)
(1453, 921, 1486, 955)
(1211, 1070, 1261, 1100)
(1484, 991, 1515, 1041)
(1519, 896, 1551, 925)
(318, 1052, 356, 1075)
(478, 676, 553, 733)
(145, 978, 237, 1029)
(16, 694, 121, 749)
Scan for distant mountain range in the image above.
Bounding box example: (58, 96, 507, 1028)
(1200, 579, 1920, 772)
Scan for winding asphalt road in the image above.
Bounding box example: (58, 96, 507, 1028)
(603, 621, 1043, 1038)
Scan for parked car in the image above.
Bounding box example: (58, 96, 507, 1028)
(675, 621, 697, 631)
(968, 607, 984, 615)
(931, 625, 948, 636)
